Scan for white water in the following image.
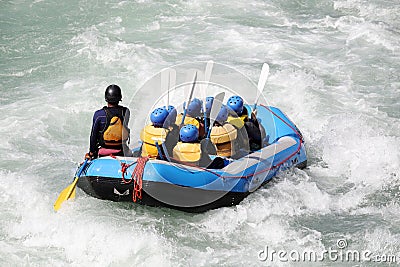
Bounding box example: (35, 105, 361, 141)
(1, 0, 399, 266)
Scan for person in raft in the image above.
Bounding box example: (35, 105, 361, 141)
(175, 98, 205, 135)
(209, 105, 239, 159)
(204, 96, 249, 157)
(226, 95, 267, 151)
(138, 105, 179, 159)
(201, 96, 215, 135)
(86, 84, 132, 159)
(172, 124, 225, 169)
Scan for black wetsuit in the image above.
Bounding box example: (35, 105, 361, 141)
(90, 106, 131, 157)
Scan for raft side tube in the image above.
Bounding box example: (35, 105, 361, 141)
(244, 104, 302, 144)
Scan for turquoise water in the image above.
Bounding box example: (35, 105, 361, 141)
(1, 0, 399, 266)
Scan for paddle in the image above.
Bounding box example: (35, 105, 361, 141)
(200, 92, 225, 158)
(53, 159, 89, 211)
(151, 141, 163, 160)
(161, 68, 169, 107)
(180, 71, 197, 127)
(253, 63, 270, 113)
(151, 136, 172, 162)
(206, 92, 225, 138)
(168, 68, 176, 107)
(161, 68, 176, 108)
(202, 61, 214, 135)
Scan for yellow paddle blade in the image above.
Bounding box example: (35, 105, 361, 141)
(70, 187, 76, 199)
(53, 177, 79, 211)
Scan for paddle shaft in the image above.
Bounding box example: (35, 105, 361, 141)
(53, 159, 89, 211)
(154, 141, 164, 160)
(76, 159, 89, 177)
(202, 61, 214, 137)
(168, 69, 176, 108)
(207, 92, 225, 138)
(180, 72, 197, 126)
(253, 63, 270, 112)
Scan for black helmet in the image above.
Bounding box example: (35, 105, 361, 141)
(105, 84, 122, 103)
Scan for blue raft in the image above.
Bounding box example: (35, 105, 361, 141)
(77, 105, 307, 212)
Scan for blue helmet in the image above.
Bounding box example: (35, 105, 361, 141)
(165, 105, 175, 113)
(227, 95, 244, 115)
(205, 96, 214, 115)
(186, 98, 202, 117)
(216, 105, 228, 123)
(150, 107, 169, 127)
(164, 105, 177, 128)
(180, 124, 198, 142)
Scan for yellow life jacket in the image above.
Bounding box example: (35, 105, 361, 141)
(175, 114, 200, 128)
(173, 142, 201, 164)
(140, 125, 169, 158)
(210, 123, 237, 157)
(227, 115, 247, 129)
(102, 107, 129, 147)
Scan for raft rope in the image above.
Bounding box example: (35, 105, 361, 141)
(112, 155, 149, 202)
(131, 156, 149, 202)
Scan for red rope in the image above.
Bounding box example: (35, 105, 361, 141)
(121, 162, 135, 184)
(115, 156, 149, 202)
(131, 157, 149, 202)
(111, 155, 137, 184)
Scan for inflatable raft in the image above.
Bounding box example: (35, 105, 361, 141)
(77, 104, 307, 212)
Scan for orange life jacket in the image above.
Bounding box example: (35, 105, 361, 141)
(173, 142, 201, 165)
(101, 107, 130, 147)
(175, 114, 200, 128)
(140, 125, 169, 158)
(210, 123, 237, 157)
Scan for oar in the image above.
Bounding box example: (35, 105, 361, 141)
(168, 68, 176, 107)
(202, 61, 214, 135)
(206, 92, 225, 138)
(53, 159, 89, 211)
(180, 71, 197, 127)
(204, 60, 214, 86)
(253, 63, 270, 112)
(161, 68, 169, 107)
(154, 141, 164, 160)
(152, 137, 171, 162)
(200, 92, 225, 156)
(161, 68, 177, 129)
(161, 68, 177, 108)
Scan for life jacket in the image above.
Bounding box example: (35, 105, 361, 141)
(140, 125, 169, 158)
(101, 107, 130, 147)
(173, 142, 201, 164)
(210, 123, 237, 157)
(227, 115, 247, 129)
(175, 114, 200, 128)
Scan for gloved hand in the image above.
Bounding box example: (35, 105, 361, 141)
(85, 152, 95, 160)
(250, 111, 259, 125)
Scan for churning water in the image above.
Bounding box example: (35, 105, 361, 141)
(1, 0, 399, 266)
